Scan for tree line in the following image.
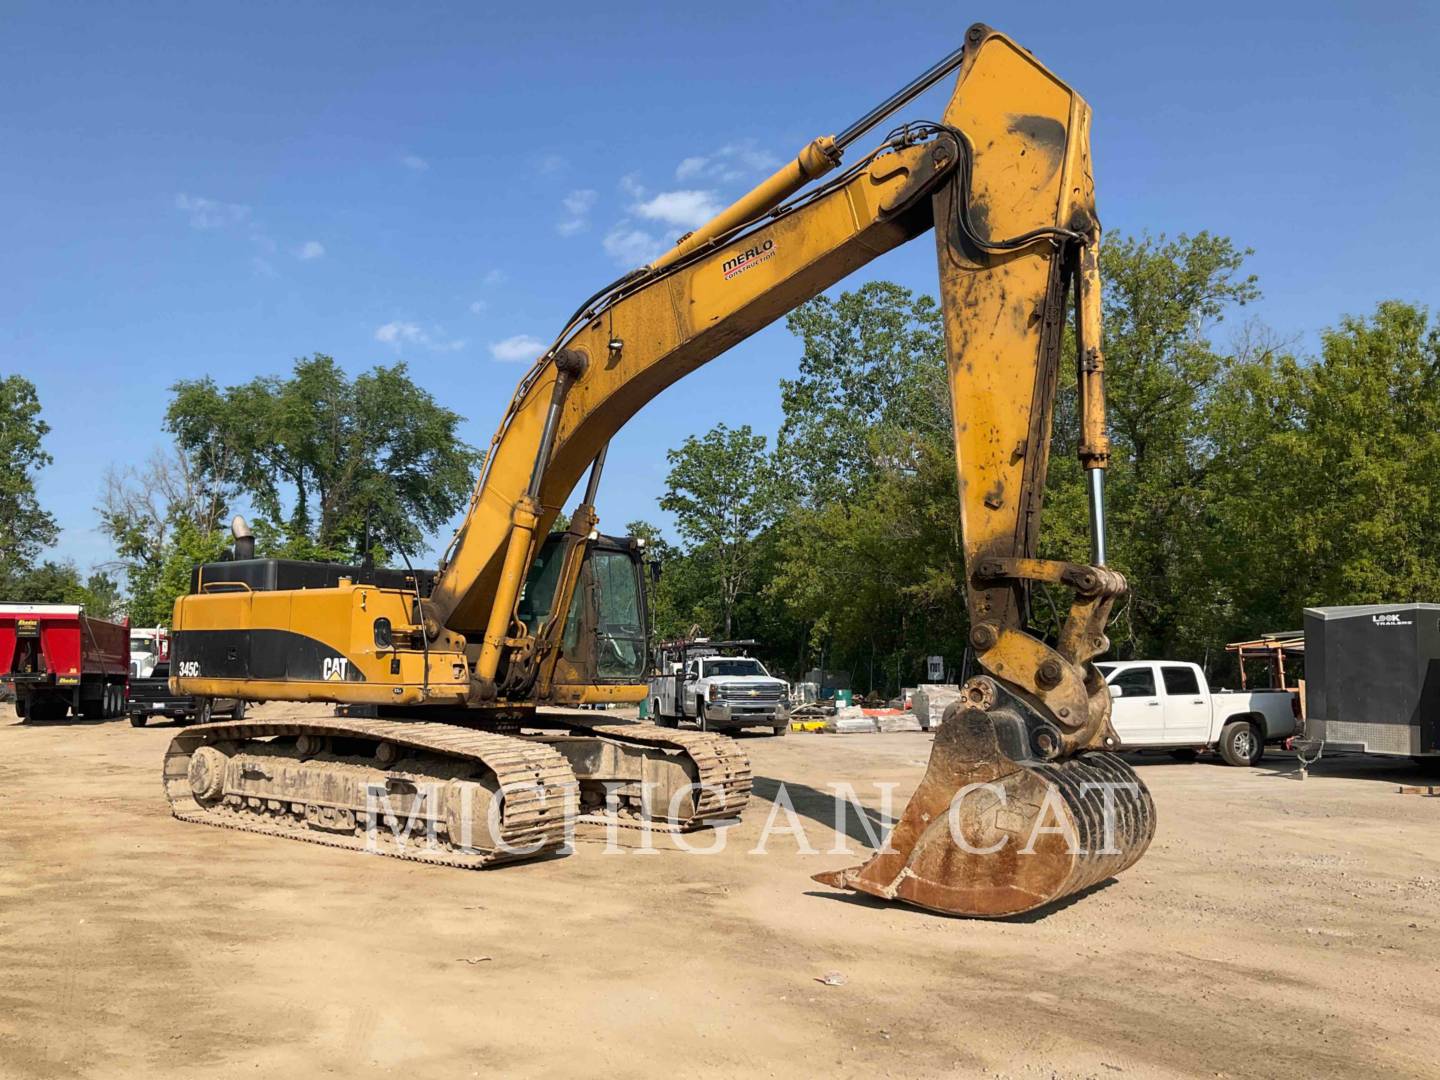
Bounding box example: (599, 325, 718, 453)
(643, 234, 1440, 692)
(0, 357, 480, 624)
(3, 232, 1436, 696)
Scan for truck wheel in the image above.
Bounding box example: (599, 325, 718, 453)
(194, 697, 214, 726)
(30, 698, 63, 722)
(129, 711, 146, 728)
(771, 723, 788, 737)
(1219, 721, 1263, 767)
(230, 700, 247, 721)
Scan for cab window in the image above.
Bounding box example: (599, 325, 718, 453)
(1110, 667, 1156, 698)
(1161, 665, 1200, 696)
(519, 534, 567, 635)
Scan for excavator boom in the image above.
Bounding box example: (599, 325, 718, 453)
(167, 24, 1155, 917)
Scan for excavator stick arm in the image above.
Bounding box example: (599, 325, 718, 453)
(811, 27, 1155, 915)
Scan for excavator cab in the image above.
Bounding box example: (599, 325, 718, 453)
(517, 531, 651, 701)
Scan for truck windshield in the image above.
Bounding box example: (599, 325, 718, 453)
(130, 636, 155, 653)
(705, 659, 767, 677)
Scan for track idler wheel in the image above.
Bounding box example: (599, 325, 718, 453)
(188, 745, 230, 804)
(813, 704, 1156, 917)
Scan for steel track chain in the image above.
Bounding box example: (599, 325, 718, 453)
(164, 717, 578, 868)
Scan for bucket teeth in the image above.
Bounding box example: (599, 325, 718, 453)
(813, 706, 1156, 917)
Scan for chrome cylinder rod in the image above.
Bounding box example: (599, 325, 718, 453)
(1087, 468, 1108, 566)
(582, 442, 609, 507)
(834, 34, 972, 150)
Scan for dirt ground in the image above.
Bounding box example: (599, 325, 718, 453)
(1, 704, 1437, 1080)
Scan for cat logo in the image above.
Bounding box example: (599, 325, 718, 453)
(322, 657, 350, 682)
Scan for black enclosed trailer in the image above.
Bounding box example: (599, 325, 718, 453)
(1302, 603, 1440, 759)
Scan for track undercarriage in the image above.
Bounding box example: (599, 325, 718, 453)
(163, 714, 753, 868)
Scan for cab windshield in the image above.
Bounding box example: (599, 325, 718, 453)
(568, 549, 645, 680)
(705, 658, 767, 677)
(518, 534, 647, 682)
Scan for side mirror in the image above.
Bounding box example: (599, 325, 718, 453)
(1108, 684, 1122, 699)
(650, 561, 663, 584)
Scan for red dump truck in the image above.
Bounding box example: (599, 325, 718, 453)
(0, 604, 129, 721)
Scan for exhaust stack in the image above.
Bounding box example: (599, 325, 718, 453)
(231, 516, 255, 561)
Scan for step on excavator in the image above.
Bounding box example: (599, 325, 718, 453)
(167, 24, 1155, 916)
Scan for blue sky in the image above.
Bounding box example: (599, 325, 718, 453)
(4, 0, 1439, 575)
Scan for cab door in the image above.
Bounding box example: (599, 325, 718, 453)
(1106, 665, 1164, 744)
(1159, 664, 1210, 745)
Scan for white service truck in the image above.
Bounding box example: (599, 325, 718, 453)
(1097, 660, 1299, 766)
(129, 626, 169, 678)
(649, 642, 790, 736)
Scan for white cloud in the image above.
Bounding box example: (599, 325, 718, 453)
(375, 321, 464, 352)
(534, 153, 567, 176)
(375, 321, 424, 346)
(482, 269, 506, 286)
(631, 189, 722, 231)
(295, 240, 325, 260)
(675, 156, 708, 181)
(401, 154, 429, 172)
(175, 193, 250, 230)
(468, 299, 488, 315)
(557, 188, 598, 237)
(619, 173, 646, 200)
(489, 334, 545, 363)
(675, 141, 780, 183)
(603, 224, 663, 266)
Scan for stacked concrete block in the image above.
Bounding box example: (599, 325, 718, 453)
(911, 684, 962, 730)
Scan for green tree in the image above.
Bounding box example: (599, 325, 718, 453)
(167, 355, 483, 559)
(1207, 302, 1440, 626)
(768, 282, 962, 690)
(1042, 232, 1262, 661)
(0, 376, 59, 590)
(9, 561, 123, 619)
(779, 282, 950, 507)
(99, 445, 233, 624)
(756, 233, 1263, 688)
(659, 423, 782, 638)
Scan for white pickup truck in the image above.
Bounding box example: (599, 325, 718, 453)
(1096, 660, 1299, 766)
(649, 654, 790, 736)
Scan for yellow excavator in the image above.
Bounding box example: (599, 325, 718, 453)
(167, 24, 1155, 916)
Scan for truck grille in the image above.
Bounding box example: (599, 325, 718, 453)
(718, 685, 784, 703)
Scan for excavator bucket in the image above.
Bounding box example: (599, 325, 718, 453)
(814, 704, 1156, 917)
